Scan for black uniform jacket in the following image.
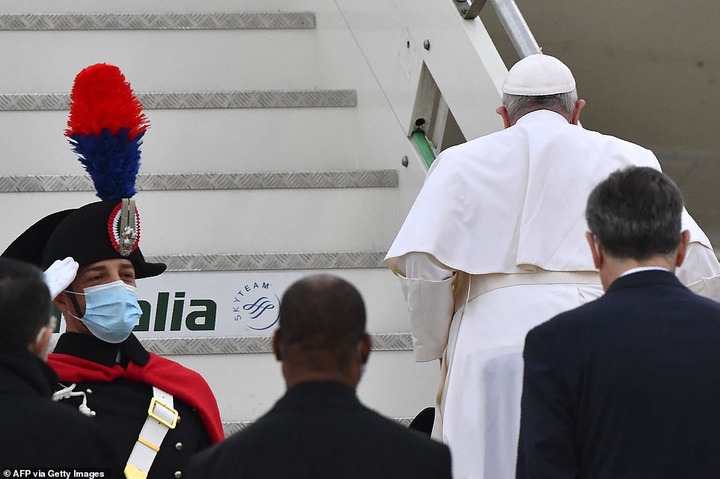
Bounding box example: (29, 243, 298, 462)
(187, 380, 452, 479)
(517, 270, 720, 479)
(0, 347, 123, 476)
(50, 333, 213, 479)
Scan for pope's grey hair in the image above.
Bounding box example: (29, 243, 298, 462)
(502, 90, 577, 123)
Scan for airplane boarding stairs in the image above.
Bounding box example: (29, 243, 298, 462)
(0, 0, 511, 434)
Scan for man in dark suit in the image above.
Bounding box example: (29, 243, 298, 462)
(187, 274, 453, 479)
(516, 166, 720, 478)
(0, 257, 122, 476)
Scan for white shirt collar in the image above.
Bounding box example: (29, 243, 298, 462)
(515, 109, 569, 126)
(620, 266, 670, 278)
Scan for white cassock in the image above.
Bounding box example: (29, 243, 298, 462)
(386, 110, 720, 479)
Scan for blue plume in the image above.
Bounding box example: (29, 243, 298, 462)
(68, 128, 143, 200)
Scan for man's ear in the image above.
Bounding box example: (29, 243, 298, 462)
(358, 333, 371, 365)
(29, 326, 53, 359)
(675, 230, 691, 268)
(496, 105, 512, 129)
(586, 232, 603, 269)
(53, 291, 72, 314)
(571, 99, 586, 125)
(272, 329, 283, 361)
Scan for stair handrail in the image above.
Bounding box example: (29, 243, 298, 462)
(455, 0, 541, 57)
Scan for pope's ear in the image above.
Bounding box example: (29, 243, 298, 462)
(496, 105, 512, 128)
(571, 99, 586, 125)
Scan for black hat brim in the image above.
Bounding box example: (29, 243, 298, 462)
(3, 202, 165, 280)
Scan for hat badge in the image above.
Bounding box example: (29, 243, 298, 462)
(108, 199, 140, 257)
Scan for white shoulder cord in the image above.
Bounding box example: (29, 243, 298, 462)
(52, 383, 96, 417)
(124, 387, 178, 479)
(53, 382, 178, 479)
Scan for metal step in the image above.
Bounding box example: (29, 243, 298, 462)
(0, 171, 397, 192)
(140, 333, 412, 356)
(0, 90, 356, 111)
(150, 251, 387, 271)
(0, 12, 315, 30)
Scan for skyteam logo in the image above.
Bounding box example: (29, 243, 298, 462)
(132, 271, 301, 338)
(233, 281, 280, 331)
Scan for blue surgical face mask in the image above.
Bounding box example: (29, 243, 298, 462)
(69, 280, 142, 344)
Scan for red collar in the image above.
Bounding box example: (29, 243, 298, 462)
(48, 351, 224, 444)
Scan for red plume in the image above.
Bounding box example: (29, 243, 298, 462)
(65, 63, 149, 140)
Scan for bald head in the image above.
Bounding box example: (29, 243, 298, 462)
(274, 275, 370, 389)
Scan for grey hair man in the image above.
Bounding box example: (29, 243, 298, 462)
(385, 53, 720, 478)
(499, 57, 582, 127)
(0, 257, 122, 475)
(585, 166, 689, 289)
(187, 275, 452, 479)
(518, 166, 720, 478)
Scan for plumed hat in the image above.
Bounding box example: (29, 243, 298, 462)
(2, 64, 165, 279)
(502, 53, 576, 96)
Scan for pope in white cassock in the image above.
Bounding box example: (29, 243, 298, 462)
(385, 54, 720, 479)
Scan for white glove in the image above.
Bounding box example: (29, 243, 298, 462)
(43, 257, 79, 299)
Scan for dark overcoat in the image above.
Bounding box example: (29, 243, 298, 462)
(517, 270, 720, 479)
(0, 347, 123, 476)
(188, 381, 452, 479)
